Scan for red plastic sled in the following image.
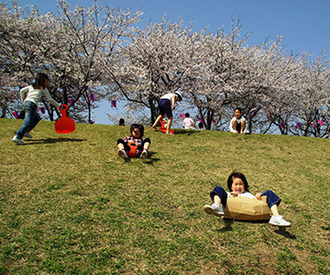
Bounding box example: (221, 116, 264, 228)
(159, 127, 175, 134)
(127, 144, 138, 157)
(117, 144, 138, 158)
(159, 119, 175, 134)
(55, 104, 75, 134)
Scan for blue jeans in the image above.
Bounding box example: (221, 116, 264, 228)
(210, 186, 281, 209)
(16, 101, 40, 139)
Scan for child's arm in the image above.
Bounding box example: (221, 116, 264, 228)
(171, 95, 176, 110)
(19, 86, 29, 102)
(43, 88, 61, 108)
(123, 136, 132, 144)
(255, 193, 262, 200)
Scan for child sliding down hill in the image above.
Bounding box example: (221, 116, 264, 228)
(117, 124, 151, 161)
(204, 171, 291, 227)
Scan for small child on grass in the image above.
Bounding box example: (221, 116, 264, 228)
(204, 171, 291, 227)
(12, 73, 63, 145)
(183, 113, 197, 129)
(117, 124, 151, 161)
(229, 108, 246, 135)
(152, 91, 183, 135)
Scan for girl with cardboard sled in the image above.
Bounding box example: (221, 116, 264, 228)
(204, 171, 291, 227)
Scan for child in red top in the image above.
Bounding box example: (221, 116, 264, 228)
(117, 124, 151, 161)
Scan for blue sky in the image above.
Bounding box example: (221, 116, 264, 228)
(14, 0, 330, 124)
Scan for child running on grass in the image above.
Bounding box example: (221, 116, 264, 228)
(117, 124, 151, 161)
(152, 91, 183, 135)
(203, 171, 291, 227)
(12, 73, 62, 145)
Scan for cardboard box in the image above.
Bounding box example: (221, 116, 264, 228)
(224, 195, 271, 221)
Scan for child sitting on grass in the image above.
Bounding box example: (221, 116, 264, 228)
(203, 171, 291, 227)
(183, 113, 198, 129)
(229, 107, 246, 135)
(117, 124, 151, 161)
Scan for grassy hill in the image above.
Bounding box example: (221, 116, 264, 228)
(0, 118, 329, 274)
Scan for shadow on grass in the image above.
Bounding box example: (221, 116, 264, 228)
(274, 227, 296, 239)
(142, 151, 160, 165)
(218, 219, 296, 239)
(25, 137, 86, 144)
(218, 219, 268, 232)
(218, 219, 280, 233)
(217, 219, 234, 232)
(114, 151, 160, 164)
(143, 158, 160, 165)
(173, 129, 200, 136)
(152, 128, 200, 136)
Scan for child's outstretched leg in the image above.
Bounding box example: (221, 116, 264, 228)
(166, 117, 174, 135)
(13, 102, 40, 145)
(152, 115, 164, 129)
(204, 195, 224, 217)
(232, 118, 238, 133)
(240, 118, 246, 134)
(140, 138, 151, 159)
(268, 204, 291, 227)
(204, 186, 227, 217)
(117, 139, 129, 161)
(262, 190, 291, 227)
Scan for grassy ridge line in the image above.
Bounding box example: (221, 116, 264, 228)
(0, 118, 329, 274)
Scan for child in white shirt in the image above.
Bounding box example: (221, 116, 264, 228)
(183, 113, 197, 129)
(204, 171, 291, 227)
(229, 108, 246, 134)
(152, 92, 183, 135)
(12, 73, 62, 145)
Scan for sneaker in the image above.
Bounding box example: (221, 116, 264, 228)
(12, 136, 24, 145)
(140, 150, 148, 159)
(24, 132, 32, 138)
(269, 215, 291, 227)
(118, 149, 129, 161)
(203, 203, 224, 217)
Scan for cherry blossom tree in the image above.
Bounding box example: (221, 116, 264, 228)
(289, 52, 330, 137)
(103, 16, 205, 124)
(0, 2, 45, 117)
(0, 0, 142, 122)
(1, 1, 329, 137)
(49, 1, 142, 122)
(236, 38, 300, 134)
(184, 22, 251, 130)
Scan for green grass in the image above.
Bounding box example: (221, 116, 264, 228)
(0, 118, 329, 274)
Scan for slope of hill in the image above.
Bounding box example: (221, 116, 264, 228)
(1, 118, 329, 274)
